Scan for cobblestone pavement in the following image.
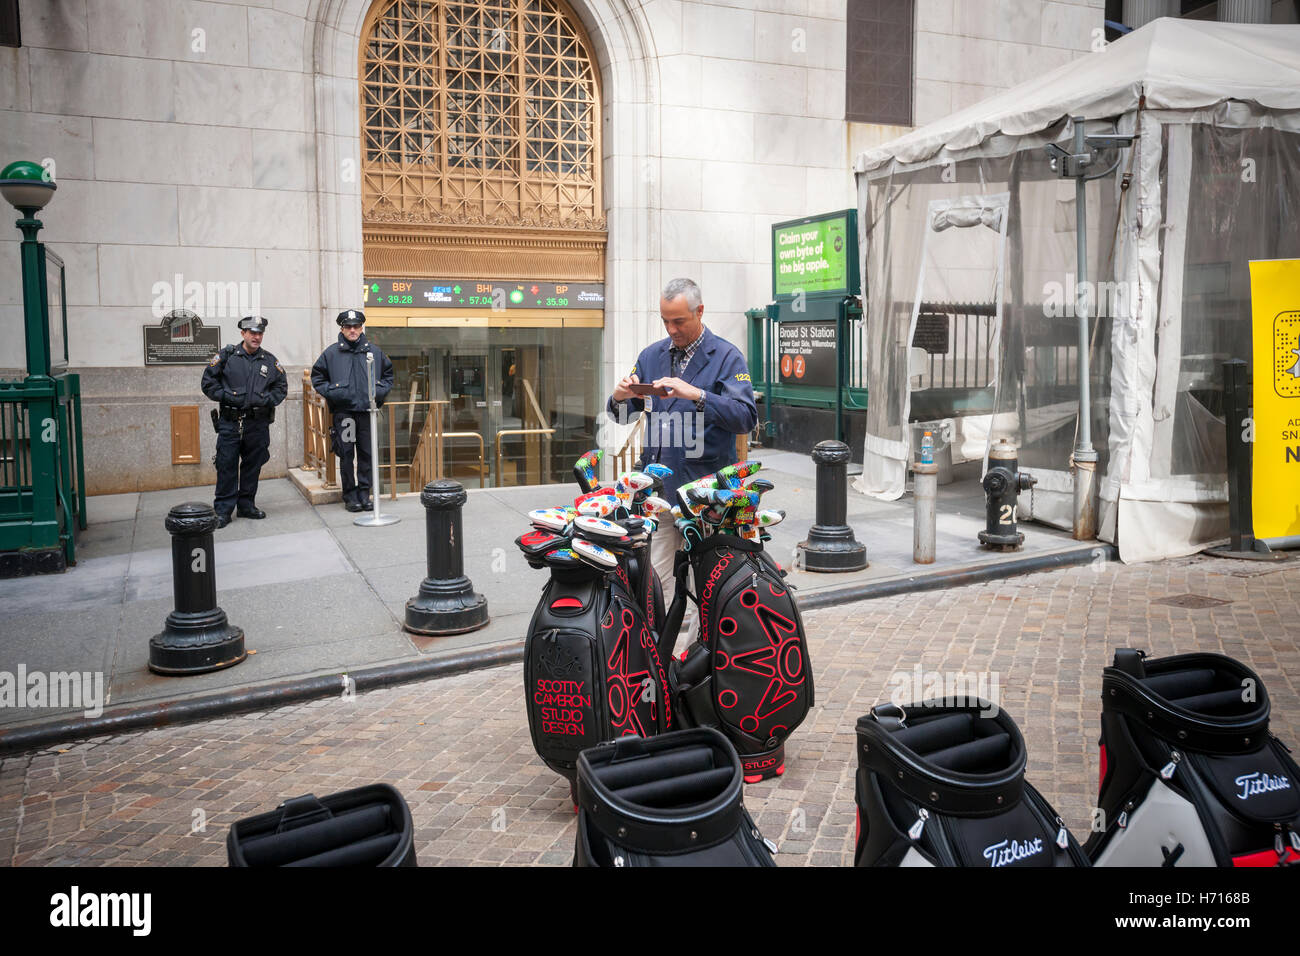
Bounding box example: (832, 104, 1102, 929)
(2, 554, 1297, 867)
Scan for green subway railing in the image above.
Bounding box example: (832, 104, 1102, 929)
(0, 373, 86, 566)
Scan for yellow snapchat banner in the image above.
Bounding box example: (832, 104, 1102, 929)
(1248, 259, 1300, 539)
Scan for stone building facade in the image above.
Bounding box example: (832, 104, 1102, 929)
(0, 0, 1108, 494)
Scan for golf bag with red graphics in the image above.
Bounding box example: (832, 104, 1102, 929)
(523, 560, 672, 792)
(664, 534, 813, 783)
(854, 701, 1090, 867)
(1086, 649, 1300, 867)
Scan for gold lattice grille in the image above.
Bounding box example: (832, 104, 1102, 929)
(361, 0, 603, 231)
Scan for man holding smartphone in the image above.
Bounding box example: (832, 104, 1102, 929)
(606, 278, 757, 644)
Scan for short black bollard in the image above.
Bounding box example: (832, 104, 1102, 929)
(798, 439, 867, 572)
(404, 479, 490, 635)
(149, 502, 246, 675)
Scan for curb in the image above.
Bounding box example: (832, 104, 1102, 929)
(795, 543, 1116, 611)
(0, 544, 1115, 755)
(0, 642, 524, 757)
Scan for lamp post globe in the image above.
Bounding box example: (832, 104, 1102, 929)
(0, 160, 56, 215)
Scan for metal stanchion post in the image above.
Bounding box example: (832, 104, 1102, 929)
(149, 502, 246, 674)
(913, 461, 938, 564)
(355, 351, 399, 527)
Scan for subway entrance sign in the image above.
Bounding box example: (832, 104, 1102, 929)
(760, 209, 862, 442)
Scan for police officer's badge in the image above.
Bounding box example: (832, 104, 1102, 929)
(260, 364, 268, 377)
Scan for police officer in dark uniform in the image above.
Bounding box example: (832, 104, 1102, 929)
(310, 309, 394, 512)
(201, 315, 288, 528)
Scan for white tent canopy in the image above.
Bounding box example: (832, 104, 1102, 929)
(856, 19, 1300, 175)
(851, 19, 1300, 562)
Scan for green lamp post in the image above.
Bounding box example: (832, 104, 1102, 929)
(1, 159, 57, 378)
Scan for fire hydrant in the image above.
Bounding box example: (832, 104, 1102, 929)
(978, 439, 1036, 550)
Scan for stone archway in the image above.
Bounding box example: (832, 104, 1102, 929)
(306, 0, 662, 406)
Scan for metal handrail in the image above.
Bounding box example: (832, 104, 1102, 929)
(300, 371, 336, 488)
(495, 427, 555, 487)
(443, 431, 486, 489)
(613, 416, 645, 477)
(379, 398, 450, 498)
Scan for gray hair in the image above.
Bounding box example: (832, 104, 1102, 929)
(662, 277, 703, 311)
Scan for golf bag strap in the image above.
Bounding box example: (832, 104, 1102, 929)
(661, 550, 693, 650)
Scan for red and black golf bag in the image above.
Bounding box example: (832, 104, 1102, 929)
(1087, 649, 1300, 867)
(854, 701, 1089, 867)
(522, 550, 672, 793)
(663, 534, 813, 783)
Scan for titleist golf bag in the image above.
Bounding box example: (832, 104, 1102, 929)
(1086, 649, 1300, 867)
(664, 534, 813, 783)
(854, 701, 1090, 867)
(574, 727, 777, 867)
(523, 557, 672, 790)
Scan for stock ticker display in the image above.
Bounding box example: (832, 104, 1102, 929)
(364, 279, 605, 310)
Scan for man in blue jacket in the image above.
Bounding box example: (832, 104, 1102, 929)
(311, 309, 395, 512)
(606, 278, 757, 642)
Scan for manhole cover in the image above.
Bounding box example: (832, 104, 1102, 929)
(1152, 593, 1233, 608)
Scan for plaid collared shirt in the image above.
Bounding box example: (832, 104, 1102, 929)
(669, 327, 706, 378)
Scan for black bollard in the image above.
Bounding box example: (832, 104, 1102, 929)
(798, 439, 867, 572)
(404, 479, 490, 635)
(149, 502, 246, 675)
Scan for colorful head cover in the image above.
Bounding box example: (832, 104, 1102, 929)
(572, 448, 604, 494)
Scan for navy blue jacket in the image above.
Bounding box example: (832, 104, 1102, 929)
(606, 327, 757, 497)
(311, 332, 394, 413)
(201, 343, 287, 410)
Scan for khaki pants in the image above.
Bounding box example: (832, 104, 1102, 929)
(650, 522, 696, 657)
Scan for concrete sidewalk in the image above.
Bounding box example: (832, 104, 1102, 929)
(0, 450, 1103, 740)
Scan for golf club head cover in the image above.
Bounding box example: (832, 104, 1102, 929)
(854, 702, 1089, 867)
(523, 564, 672, 787)
(1087, 649, 1300, 867)
(573, 728, 776, 867)
(666, 534, 813, 783)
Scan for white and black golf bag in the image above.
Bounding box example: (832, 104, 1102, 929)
(573, 728, 777, 867)
(854, 701, 1090, 867)
(1087, 649, 1300, 867)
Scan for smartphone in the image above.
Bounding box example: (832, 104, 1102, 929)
(627, 383, 670, 397)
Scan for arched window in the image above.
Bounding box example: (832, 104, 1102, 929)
(360, 0, 605, 276)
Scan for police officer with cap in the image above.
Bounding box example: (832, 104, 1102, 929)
(311, 309, 394, 512)
(201, 315, 288, 528)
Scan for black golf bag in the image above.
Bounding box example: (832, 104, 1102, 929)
(664, 534, 813, 783)
(854, 701, 1090, 867)
(574, 727, 777, 866)
(227, 784, 417, 867)
(1087, 649, 1300, 867)
(523, 561, 672, 790)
